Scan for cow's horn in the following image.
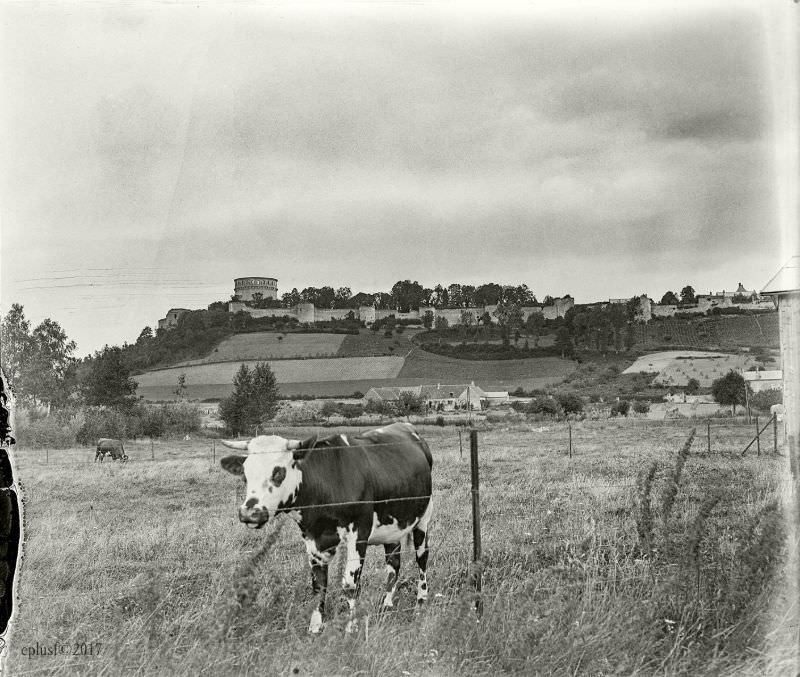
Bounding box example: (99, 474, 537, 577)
(221, 440, 250, 450)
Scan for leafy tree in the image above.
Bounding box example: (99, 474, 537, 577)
(474, 283, 503, 307)
(660, 291, 679, 305)
(434, 315, 449, 331)
(136, 326, 154, 343)
(390, 280, 426, 312)
(281, 288, 302, 308)
(1, 305, 77, 407)
(82, 346, 138, 410)
(711, 370, 746, 413)
(447, 284, 464, 308)
(174, 373, 188, 399)
(555, 326, 574, 358)
(422, 310, 434, 329)
(396, 390, 425, 416)
(542, 295, 556, 307)
(525, 312, 545, 346)
(219, 362, 280, 435)
(680, 285, 696, 305)
(686, 378, 700, 395)
(750, 388, 782, 412)
(556, 392, 584, 414)
(0, 303, 32, 395)
(27, 318, 78, 407)
(334, 287, 353, 309)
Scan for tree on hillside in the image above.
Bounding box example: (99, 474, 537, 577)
(686, 378, 700, 395)
(27, 318, 78, 408)
(711, 370, 746, 414)
(219, 362, 280, 435)
(525, 312, 545, 346)
(422, 310, 434, 329)
(680, 285, 696, 305)
(555, 326, 574, 358)
(493, 301, 523, 346)
(82, 345, 138, 410)
(660, 291, 679, 305)
(1, 304, 78, 407)
(0, 303, 32, 394)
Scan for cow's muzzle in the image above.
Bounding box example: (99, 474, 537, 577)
(238, 506, 269, 529)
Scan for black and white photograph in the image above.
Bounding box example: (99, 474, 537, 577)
(1, 1, 799, 675)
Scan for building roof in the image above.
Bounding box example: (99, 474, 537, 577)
(743, 370, 783, 381)
(761, 255, 800, 294)
(419, 384, 488, 399)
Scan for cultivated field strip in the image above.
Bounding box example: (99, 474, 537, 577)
(8, 422, 792, 676)
(134, 356, 405, 389)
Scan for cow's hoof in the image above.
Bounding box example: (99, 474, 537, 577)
(308, 610, 324, 634)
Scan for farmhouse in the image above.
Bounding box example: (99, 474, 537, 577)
(743, 370, 783, 393)
(363, 383, 489, 410)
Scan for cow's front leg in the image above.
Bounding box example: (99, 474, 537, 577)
(304, 535, 338, 634)
(339, 524, 368, 633)
(382, 542, 401, 609)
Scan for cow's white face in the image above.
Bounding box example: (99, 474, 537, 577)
(220, 435, 304, 529)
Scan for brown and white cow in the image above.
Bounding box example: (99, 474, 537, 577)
(220, 421, 433, 633)
(95, 438, 128, 462)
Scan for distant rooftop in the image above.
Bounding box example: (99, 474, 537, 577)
(762, 255, 800, 294)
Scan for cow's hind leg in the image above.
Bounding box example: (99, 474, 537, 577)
(304, 537, 338, 634)
(413, 499, 433, 605)
(339, 524, 368, 633)
(382, 542, 402, 609)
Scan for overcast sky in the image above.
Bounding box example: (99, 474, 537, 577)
(1, 1, 795, 356)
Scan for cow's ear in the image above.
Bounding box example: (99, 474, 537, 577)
(220, 454, 246, 476)
(290, 432, 318, 461)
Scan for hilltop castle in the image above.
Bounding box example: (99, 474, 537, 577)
(157, 277, 773, 331)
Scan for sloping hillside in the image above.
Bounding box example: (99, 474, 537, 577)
(634, 313, 778, 349)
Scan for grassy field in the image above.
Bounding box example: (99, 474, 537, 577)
(399, 349, 576, 390)
(174, 333, 348, 364)
(8, 421, 795, 676)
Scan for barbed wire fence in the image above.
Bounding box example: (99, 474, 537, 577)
(7, 420, 796, 675)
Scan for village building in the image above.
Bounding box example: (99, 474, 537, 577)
(363, 383, 489, 411)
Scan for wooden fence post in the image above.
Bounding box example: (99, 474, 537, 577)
(773, 415, 778, 455)
(212, 440, 216, 465)
(151, 438, 154, 461)
(568, 423, 573, 459)
(707, 420, 711, 454)
(470, 430, 483, 617)
(458, 430, 463, 459)
(46, 447, 49, 465)
(755, 416, 760, 456)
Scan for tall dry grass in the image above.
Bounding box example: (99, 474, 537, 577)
(7, 421, 792, 676)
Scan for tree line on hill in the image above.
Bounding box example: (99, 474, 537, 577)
(242, 280, 558, 313)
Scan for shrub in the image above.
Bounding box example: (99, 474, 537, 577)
(610, 400, 631, 417)
(750, 388, 782, 412)
(15, 409, 83, 449)
(556, 393, 584, 415)
(364, 399, 391, 415)
(528, 397, 562, 417)
(633, 401, 650, 414)
(685, 378, 700, 395)
(76, 407, 128, 444)
(435, 415, 445, 427)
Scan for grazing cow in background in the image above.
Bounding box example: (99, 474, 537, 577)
(95, 438, 128, 463)
(221, 421, 433, 634)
